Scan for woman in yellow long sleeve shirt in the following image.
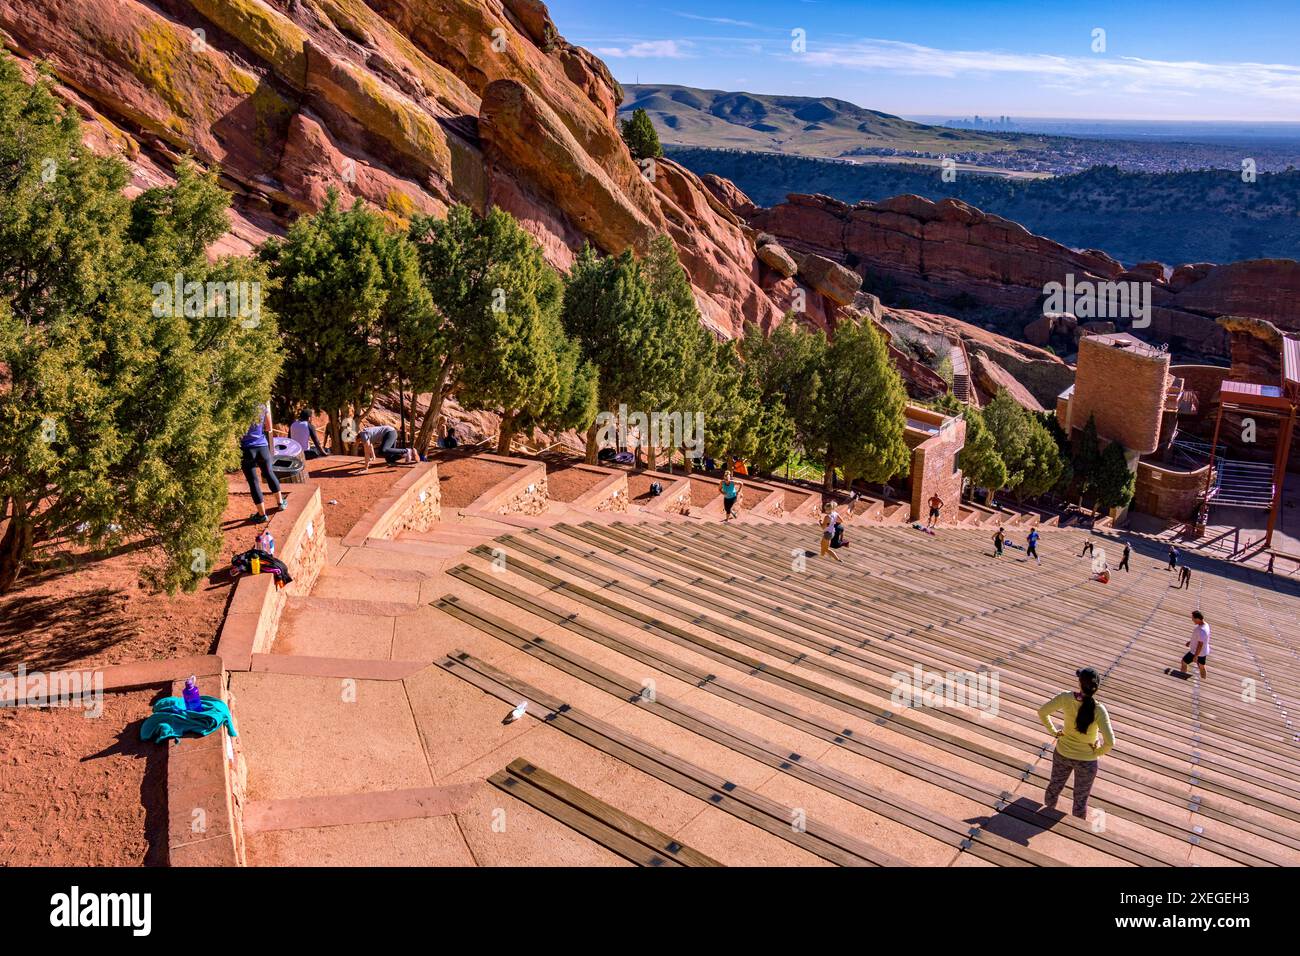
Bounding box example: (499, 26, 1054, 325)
(1037, 667, 1115, 819)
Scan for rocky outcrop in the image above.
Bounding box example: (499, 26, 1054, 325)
(1167, 260, 1300, 333)
(1023, 312, 1076, 348)
(1220, 315, 1285, 385)
(479, 78, 663, 257)
(649, 157, 784, 334)
(0, 0, 784, 334)
(10, 0, 1285, 408)
(748, 191, 1295, 360)
(971, 352, 1045, 412)
(701, 173, 757, 217)
(794, 252, 862, 306)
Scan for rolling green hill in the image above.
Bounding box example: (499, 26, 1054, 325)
(620, 84, 1039, 159)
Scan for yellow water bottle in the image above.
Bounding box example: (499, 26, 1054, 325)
(250, 553, 261, 575)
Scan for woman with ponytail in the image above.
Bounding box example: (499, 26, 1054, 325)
(1037, 667, 1115, 818)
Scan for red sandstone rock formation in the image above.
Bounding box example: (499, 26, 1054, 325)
(5, 0, 1290, 410)
(0, 0, 780, 335)
(747, 191, 1293, 359)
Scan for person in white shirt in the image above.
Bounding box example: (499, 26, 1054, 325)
(819, 506, 843, 563)
(1180, 610, 1210, 678)
(289, 409, 327, 459)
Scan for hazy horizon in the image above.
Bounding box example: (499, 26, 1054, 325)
(551, 0, 1300, 123)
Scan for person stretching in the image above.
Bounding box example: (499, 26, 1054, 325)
(718, 470, 742, 521)
(927, 493, 944, 528)
(239, 401, 286, 524)
(1181, 611, 1210, 679)
(359, 424, 417, 470)
(1038, 667, 1115, 819)
(1079, 538, 1095, 558)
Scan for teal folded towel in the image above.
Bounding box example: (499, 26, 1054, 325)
(140, 695, 238, 745)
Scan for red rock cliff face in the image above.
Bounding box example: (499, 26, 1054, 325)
(10, 0, 1283, 406)
(750, 192, 1297, 357)
(0, 0, 783, 333)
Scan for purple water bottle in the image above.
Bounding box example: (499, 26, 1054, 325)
(183, 675, 202, 712)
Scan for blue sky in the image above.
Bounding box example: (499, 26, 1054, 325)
(546, 0, 1300, 120)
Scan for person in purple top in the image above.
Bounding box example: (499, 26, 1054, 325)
(240, 402, 286, 524)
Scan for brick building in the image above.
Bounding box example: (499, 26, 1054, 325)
(1056, 333, 1195, 522)
(903, 405, 966, 523)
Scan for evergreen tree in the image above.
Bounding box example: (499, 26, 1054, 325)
(933, 395, 1008, 494)
(983, 389, 1063, 499)
(1038, 410, 1075, 496)
(807, 319, 909, 491)
(983, 389, 1031, 490)
(452, 230, 597, 453)
(0, 54, 280, 591)
(1093, 441, 1136, 514)
(1072, 414, 1103, 505)
(408, 204, 580, 454)
(738, 317, 824, 469)
(262, 192, 426, 450)
(620, 108, 663, 161)
(562, 244, 696, 464)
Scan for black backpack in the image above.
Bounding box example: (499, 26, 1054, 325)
(649, 481, 663, 496)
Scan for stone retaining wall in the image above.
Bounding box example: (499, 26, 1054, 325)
(569, 466, 630, 513)
(342, 461, 441, 547)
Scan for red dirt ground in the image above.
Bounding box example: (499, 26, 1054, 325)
(433, 453, 520, 509)
(544, 462, 607, 502)
(0, 460, 404, 867)
(305, 455, 415, 539)
(627, 473, 659, 502)
(689, 475, 726, 506)
(1, 686, 169, 866)
(0, 477, 252, 674)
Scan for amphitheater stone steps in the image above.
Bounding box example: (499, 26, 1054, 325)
(228, 499, 1300, 867)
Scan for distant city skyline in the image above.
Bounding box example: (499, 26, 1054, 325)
(548, 0, 1300, 122)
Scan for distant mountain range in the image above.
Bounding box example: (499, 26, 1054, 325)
(667, 147, 1300, 266)
(619, 84, 1038, 159)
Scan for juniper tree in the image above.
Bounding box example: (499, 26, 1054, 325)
(452, 230, 597, 453)
(262, 192, 428, 450)
(933, 394, 1008, 495)
(620, 108, 663, 161)
(408, 204, 583, 455)
(1093, 440, 1136, 514)
(562, 244, 696, 464)
(807, 319, 910, 491)
(983, 389, 1063, 499)
(0, 54, 279, 591)
(737, 317, 823, 473)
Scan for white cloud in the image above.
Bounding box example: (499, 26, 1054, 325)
(795, 38, 1300, 104)
(673, 12, 762, 29)
(594, 39, 691, 59)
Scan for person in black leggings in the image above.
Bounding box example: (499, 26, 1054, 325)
(360, 424, 415, 469)
(239, 403, 285, 523)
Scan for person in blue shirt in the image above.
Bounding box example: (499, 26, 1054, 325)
(1026, 527, 1041, 565)
(240, 402, 286, 524)
(718, 470, 743, 521)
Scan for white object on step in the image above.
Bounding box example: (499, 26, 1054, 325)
(506, 701, 528, 723)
